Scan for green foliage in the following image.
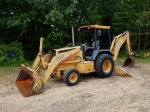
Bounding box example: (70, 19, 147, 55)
(0, 0, 150, 59)
(0, 41, 27, 66)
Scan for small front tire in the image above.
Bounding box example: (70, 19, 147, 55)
(63, 68, 80, 86)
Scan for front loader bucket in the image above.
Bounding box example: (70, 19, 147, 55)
(15, 64, 44, 97)
(123, 57, 135, 68)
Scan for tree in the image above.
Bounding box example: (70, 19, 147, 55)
(0, 0, 150, 61)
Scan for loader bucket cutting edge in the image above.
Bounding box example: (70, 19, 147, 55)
(123, 57, 135, 68)
(15, 64, 44, 97)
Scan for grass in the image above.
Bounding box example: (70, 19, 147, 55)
(115, 56, 150, 66)
(117, 49, 150, 63)
(0, 60, 32, 76)
(0, 66, 20, 76)
(134, 56, 150, 63)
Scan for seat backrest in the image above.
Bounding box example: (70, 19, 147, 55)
(92, 40, 99, 49)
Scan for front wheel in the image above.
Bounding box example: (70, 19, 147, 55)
(95, 54, 114, 78)
(63, 68, 80, 86)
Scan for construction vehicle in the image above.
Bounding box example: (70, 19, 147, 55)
(15, 25, 135, 97)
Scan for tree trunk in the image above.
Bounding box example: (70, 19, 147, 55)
(143, 1, 150, 50)
(137, 1, 141, 50)
(137, 26, 141, 50)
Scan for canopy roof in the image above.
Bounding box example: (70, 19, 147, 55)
(78, 25, 110, 32)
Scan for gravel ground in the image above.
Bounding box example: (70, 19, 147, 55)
(0, 63, 150, 112)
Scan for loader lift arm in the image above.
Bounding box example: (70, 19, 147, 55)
(15, 37, 83, 97)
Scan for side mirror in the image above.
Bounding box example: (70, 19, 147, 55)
(97, 30, 101, 36)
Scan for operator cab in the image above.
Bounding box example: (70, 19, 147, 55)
(78, 25, 111, 61)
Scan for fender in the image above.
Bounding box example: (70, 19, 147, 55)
(91, 49, 112, 60)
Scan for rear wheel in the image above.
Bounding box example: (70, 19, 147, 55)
(95, 54, 114, 78)
(63, 68, 80, 86)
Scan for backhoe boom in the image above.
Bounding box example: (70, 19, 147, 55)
(110, 31, 134, 61)
(109, 31, 135, 76)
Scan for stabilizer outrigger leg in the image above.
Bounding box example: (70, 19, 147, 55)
(113, 65, 131, 77)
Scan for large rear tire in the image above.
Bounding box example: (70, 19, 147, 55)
(95, 54, 114, 78)
(63, 68, 80, 86)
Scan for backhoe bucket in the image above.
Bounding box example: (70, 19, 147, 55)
(15, 64, 44, 97)
(123, 57, 135, 68)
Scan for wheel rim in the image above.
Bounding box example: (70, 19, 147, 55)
(103, 60, 112, 73)
(69, 72, 78, 83)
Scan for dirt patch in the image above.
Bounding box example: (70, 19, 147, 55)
(0, 63, 150, 112)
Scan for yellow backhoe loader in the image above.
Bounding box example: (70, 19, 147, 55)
(15, 25, 135, 97)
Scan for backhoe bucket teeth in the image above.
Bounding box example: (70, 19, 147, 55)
(15, 64, 44, 97)
(123, 57, 135, 68)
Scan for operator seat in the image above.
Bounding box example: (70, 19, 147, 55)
(81, 40, 100, 61)
(91, 40, 100, 49)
